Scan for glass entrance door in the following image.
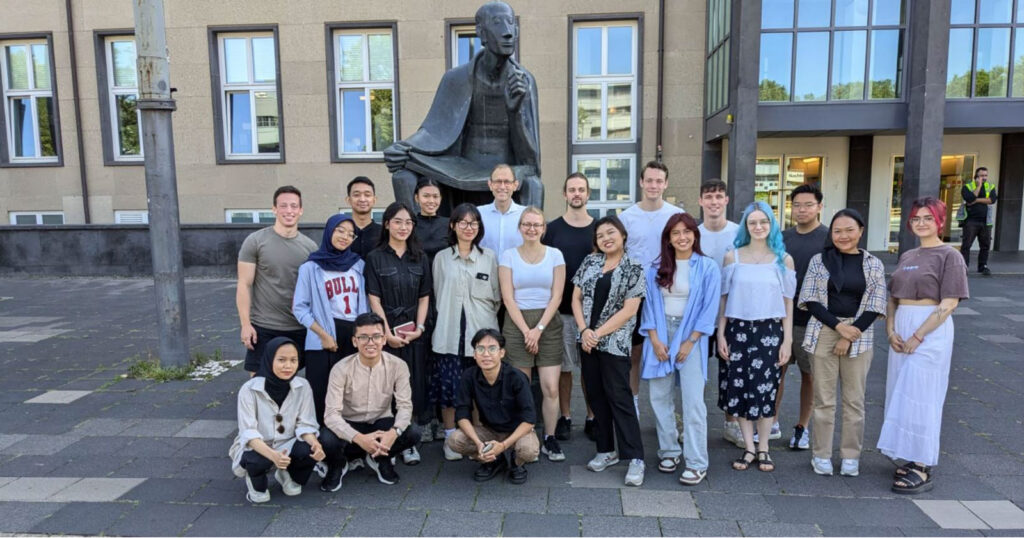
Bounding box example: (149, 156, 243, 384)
(755, 155, 824, 228)
(888, 154, 975, 248)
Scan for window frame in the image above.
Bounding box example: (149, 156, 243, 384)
(0, 33, 63, 167)
(758, 0, 909, 104)
(946, 0, 1024, 100)
(571, 20, 640, 144)
(95, 30, 143, 166)
(207, 25, 285, 164)
(567, 14, 644, 206)
(571, 153, 637, 217)
(705, 0, 732, 116)
(443, 18, 520, 71)
(225, 209, 275, 224)
(325, 21, 400, 163)
(9, 211, 64, 225)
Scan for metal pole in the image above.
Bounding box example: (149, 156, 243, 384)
(133, 0, 189, 367)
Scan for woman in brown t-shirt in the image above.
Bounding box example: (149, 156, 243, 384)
(878, 197, 969, 494)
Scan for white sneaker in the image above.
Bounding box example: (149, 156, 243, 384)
(274, 469, 302, 496)
(840, 458, 860, 477)
(811, 457, 834, 476)
(443, 440, 463, 461)
(586, 451, 620, 472)
(769, 421, 782, 440)
(723, 421, 744, 448)
(244, 475, 270, 503)
(402, 446, 421, 465)
(624, 459, 646, 486)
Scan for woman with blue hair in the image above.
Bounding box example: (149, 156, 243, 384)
(716, 201, 796, 472)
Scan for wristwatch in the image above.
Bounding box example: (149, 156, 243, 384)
(416, 323, 425, 332)
(537, 323, 546, 331)
(394, 426, 404, 436)
(688, 335, 700, 344)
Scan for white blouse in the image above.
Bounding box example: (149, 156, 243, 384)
(229, 376, 319, 476)
(721, 250, 797, 321)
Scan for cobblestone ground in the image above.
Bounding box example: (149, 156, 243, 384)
(0, 274, 1022, 536)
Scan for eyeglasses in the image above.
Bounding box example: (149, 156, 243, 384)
(456, 221, 480, 230)
(909, 215, 936, 224)
(474, 345, 500, 355)
(520, 223, 544, 230)
(275, 414, 285, 434)
(334, 229, 357, 240)
(791, 203, 819, 210)
(389, 219, 414, 227)
(355, 334, 386, 344)
(490, 179, 515, 186)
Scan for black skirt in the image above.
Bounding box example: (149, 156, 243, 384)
(720, 318, 783, 420)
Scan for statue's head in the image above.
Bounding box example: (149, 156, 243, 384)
(475, 1, 517, 59)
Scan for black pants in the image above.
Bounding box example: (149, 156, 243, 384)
(319, 419, 421, 464)
(244, 325, 308, 372)
(580, 348, 644, 459)
(960, 220, 991, 270)
(306, 319, 357, 426)
(240, 439, 316, 492)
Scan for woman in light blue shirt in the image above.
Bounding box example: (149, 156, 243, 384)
(717, 201, 796, 473)
(640, 213, 720, 485)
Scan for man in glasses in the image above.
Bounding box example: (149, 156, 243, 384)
(445, 328, 539, 484)
(478, 164, 525, 257)
(318, 313, 420, 491)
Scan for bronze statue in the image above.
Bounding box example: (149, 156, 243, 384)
(384, 1, 542, 214)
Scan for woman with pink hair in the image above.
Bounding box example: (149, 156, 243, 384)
(878, 197, 969, 494)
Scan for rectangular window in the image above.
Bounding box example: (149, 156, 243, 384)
(9, 211, 63, 225)
(104, 36, 142, 161)
(573, 155, 635, 217)
(1, 39, 59, 163)
(947, 0, 1024, 99)
(211, 30, 282, 161)
(572, 22, 638, 143)
(226, 209, 275, 224)
(759, 0, 906, 102)
(333, 28, 396, 158)
(114, 210, 149, 224)
(705, 0, 731, 115)
(451, 26, 482, 68)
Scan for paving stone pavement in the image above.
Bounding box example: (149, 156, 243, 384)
(0, 275, 1023, 536)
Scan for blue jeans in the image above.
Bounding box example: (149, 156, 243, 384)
(647, 316, 709, 471)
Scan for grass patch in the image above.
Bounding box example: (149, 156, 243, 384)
(127, 349, 223, 382)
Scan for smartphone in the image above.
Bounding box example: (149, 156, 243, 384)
(480, 441, 494, 454)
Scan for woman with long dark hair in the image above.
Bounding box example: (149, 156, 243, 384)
(431, 203, 501, 461)
(878, 197, 968, 494)
(364, 202, 432, 465)
(797, 209, 886, 477)
(717, 201, 796, 473)
(293, 214, 367, 426)
(572, 215, 647, 487)
(639, 213, 720, 485)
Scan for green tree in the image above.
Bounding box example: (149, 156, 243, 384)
(758, 79, 789, 102)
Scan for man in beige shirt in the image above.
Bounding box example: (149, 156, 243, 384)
(319, 313, 420, 491)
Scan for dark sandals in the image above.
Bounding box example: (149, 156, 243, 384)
(732, 450, 756, 471)
(892, 463, 933, 494)
(756, 451, 775, 472)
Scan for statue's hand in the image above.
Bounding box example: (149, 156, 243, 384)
(506, 66, 527, 111)
(383, 142, 410, 173)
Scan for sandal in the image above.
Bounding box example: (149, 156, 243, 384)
(756, 451, 775, 472)
(679, 468, 707, 485)
(658, 457, 680, 473)
(732, 450, 756, 471)
(892, 464, 933, 494)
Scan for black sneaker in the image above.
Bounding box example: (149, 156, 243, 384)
(320, 461, 347, 492)
(541, 436, 566, 462)
(980, 266, 992, 276)
(584, 417, 596, 442)
(555, 416, 572, 441)
(473, 455, 508, 482)
(365, 455, 400, 485)
(508, 462, 528, 484)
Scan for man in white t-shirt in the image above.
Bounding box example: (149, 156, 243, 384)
(617, 161, 684, 415)
(696, 179, 742, 447)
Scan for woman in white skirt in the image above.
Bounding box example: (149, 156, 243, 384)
(878, 196, 969, 494)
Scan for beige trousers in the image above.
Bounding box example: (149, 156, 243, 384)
(810, 326, 873, 460)
(446, 425, 540, 466)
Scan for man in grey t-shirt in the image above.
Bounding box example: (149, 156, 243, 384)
(237, 186, 318, 374)
(778, 184, 829, 449)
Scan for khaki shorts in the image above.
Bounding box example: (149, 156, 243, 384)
(503, 309, 564, 369)
(559, 314, 580, 373)
(790, 324, 812, 374)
